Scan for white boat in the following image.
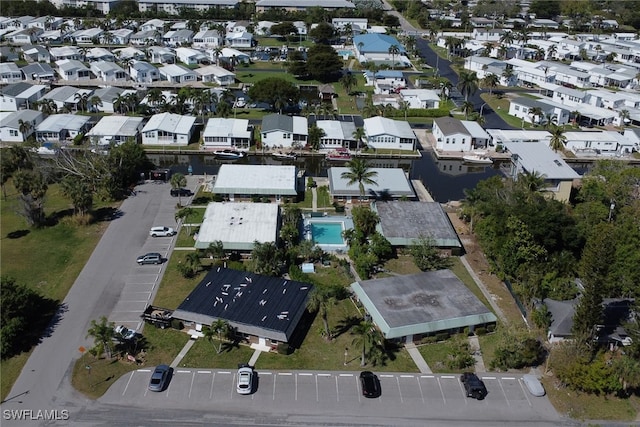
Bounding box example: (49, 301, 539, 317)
(272, 151, 297, 160)
(213, 149, 246, 160)
(462, 152, 493, 164)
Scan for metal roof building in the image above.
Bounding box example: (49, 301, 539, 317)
(172, 267, 313, 343)
(86, 116, 144, 145)
(194, 202, 280, 250)
(371, 201, 462, 249)
(351, 270, 497, 340)
(328, 167, 416, 200)
(212, 164, 299, 198)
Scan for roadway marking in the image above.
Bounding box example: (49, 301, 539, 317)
(503, 377, 516, 380)
(441, 375, 455, 379)
(278, 372, 293, 376)
(218, 371, 231, 374)
(482, 376, 496, 380)
(137, 369, 152, 372)
(379, 374, 394, 378)
(260, 372, 273, 375)
(396, 377, 403, 403)
(176, 370, 190, 373)
(295, 372, 298, 401)
(417, 377, 425, 403)
(420, 375, 434, 378)
(335, 376, 339, 402)
(518, 379, 533, 407)
(498, 378, 510, 406)
(298, 373, 312, 376)
(400, 375, 413, 378)
(315, 375, 319, 402)
(209, 372, 215, 400)
(436, 377, 446, 404)
(198, 370, 211, 374)
(122, 371, 135, 396)
(272, 373, 277, 400)
(188, 372, 195, 399)
(339, 373, 353, 377)
(317, 373, 330, 377)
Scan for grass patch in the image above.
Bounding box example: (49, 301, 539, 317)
(449, 257, 492, 309)
(0, 183, 116, 401)
(152, 256, 215, 309)
(71, 327, 190, 399)
(543, 377, 638, 421)
(382, 254, 422, 276)
(477, 331, 500, 369)
(315, 185, 332, 208)
(416, 337, 470, 374)
(177, 337, 256, 369)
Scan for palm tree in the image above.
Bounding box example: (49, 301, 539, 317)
(204, 319, 229, 354)
(517, 27, 531, 58)
(499, 31, 515, 46)
(18, 119, 32, 140)
(457, 70, 479, 102)
(341, 158, 378, 200)
(216, 100, 232, 118)
(351, 320, 379, 366)
(497, 45, 508, 60)
(529, 106, 543, 125)
(388, 44, 400, 70)
(86, 316, 115, 359)
(352, 127, 366, 152)
(461, 101, 475, 119)
(398, 100, 410, 121)
(250, 241, 280, 276)
(546, 44, 557, 60)
(518, 170, 546, 195)
(571, 110, 581, 126)
(501, 67, 515, 85)
(113, 93, 127, 114)
(307, 124, 325, 151)
(481, 73, 499, 95)
(549, 125, 566, 152)
(212, 46, 223, 66)
(339, 72, 357, 96)
(89, 95, 102, 113)
(482, 42, 493, 57)
(619, 109, 630, 130)
(306, 286, 338, 340)
(74, 92, 89, 112)
(170, 172, 187, 205)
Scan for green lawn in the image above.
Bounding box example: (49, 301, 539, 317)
(416, 337, 470, 374)
(0, 182, 118, 401)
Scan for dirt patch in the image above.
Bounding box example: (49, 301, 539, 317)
(448, 211, 526, 326)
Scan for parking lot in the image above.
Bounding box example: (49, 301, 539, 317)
(101, 369, 558, 422)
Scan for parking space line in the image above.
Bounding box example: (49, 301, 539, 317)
(209, 373, 215, 400)
(421, 375, 434, 378)
(278, 372, 292, 376)
(295, 372, 298, 401)
(356, 376, 360, 403)
(138, 369, 151, 372)
(396, 377, 403, 403)
(176, 370, 190, 373)
(503, 377, 515, 380)
(188, 372, 195, 399)
(518, 379, 533, 407)
(498, 379, 510, 406)
(436, 377, 446, 404)
(457, 380, 468, 405)
(122, 371, 135, 396)
(400, 375, 413, 378)
(417, 377, 424, 403)
(272, 374, 277, 400)
(441, 375, 455, 379)
(315, 375, 319, 402)
(218, 371, 231, 374)
(317, 373, 330, 377)
(482, 376, 496, 380)
(260, 371, 272, 375)
(298, 373, 312, 376)
(339, 373, 353, 377)
(198, 371, 211, 374)
(335, 376, 339, 402)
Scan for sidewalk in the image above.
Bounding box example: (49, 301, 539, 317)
(468, 335, 487, 372)
(404, 343, 432, 374)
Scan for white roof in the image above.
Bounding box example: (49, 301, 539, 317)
(87, 116, 143, 139)
(363, 116, 415, 139)
(504, 142, 580, 180)
(86, 47, 113, 58)
(461, 120, 490, 139)
(196, 202, 279, 250)
(195, 65, 235, 78)
(203, 118, 250, 139)
(399, 89, 440, 101)
(36, 113, 90, 132)
(221, 47, 249, 58)
(56, 59, 88, 72)
(316, 120, 356, 141)
(91, 61, 124, 73)
(213, 164, 298, 195)
(142, 112, 195, 134)
(50, 46, 79, 57)
(486, 129, 552, 144)
(563, 130, 630, 144)
(159, 64, 195, 77)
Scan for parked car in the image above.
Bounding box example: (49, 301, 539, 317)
(148, 365, 171, 392)
(114, 325, 137, 340)
(461, 372, 487, 400)
(522, 374, 545, 397)
(236, 364, 254, 395)
(170, 188, 192, 197)
(359, 371, 381, 398)
(136, 252, 162, 265)
(149, 226, 176, 237)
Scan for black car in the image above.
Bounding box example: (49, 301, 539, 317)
(461, 372, 487, 400)
(170, 188, 192, 197)
(359, 371, 381, 398)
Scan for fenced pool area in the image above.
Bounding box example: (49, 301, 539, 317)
(303, 216, 353, 252)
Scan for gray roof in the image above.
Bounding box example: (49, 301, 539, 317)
(262, 113, 294, 133)
(213, 164, 298, 196)
(328, 167, 416, 198)
(0, 82, 33, 97)
(351, 270, 497, 339)
(434, 117, 470, 136)
(21, 62, 55, 78)
(503, 141, 580, 180)
(372, 201, 462, 248)
(256, 0, 355, 7)
(0, 110, 43, 129)
(545, 298, 576, 337)
(40, 86, 81, 102)
(172, 267, 313, 342)
(92, 86, 126, 102)
(510, 96, 550, 110)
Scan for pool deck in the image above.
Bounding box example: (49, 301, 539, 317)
(303, 217, 353, 252)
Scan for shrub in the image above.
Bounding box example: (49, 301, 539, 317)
(435, 332, 449, 342)
(475, 327, 487, 336)
(277, 343, 292, 355)
(170, 319, 183, 330)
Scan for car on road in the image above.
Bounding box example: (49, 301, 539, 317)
(148, 365, 171, 392)
(170, 188, 192, 197)
(149, 226, 176, 237)
(522, 374, 545, 397)
(136, 252, 162, 265)
(236, 364, 254, 395)
(114, 325, 137, 340)
(359, 371, 381, 398)
(461, 372, 487, 400)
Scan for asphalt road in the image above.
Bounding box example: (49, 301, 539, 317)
(1, 179, 188, 427)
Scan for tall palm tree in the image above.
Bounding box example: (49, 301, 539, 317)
(501, 67, 515, 85)
(529, 106, 543, 125)
(499, 31, 515, 46)
(497, 45, 508, 60)
(457, 70, 479, 102)
(461, 101, 475, 120)
(18, 120, 32, 140)
(307, 124, 325, 151)
(619, 109, 630, 129)
(204, 319, 229, 354)
(549, 125, 566, 152)
(339, 72, 357, 96)
(352, 127, 366, 152)
(74, 92, 89, 112)
(89, 95, 102, 113)
(341, 158, 378, 200)
(388, 44, 400, 70)
(398, 100, 410, 121)
(546, 44, 557, 60)
(351, 320, 379, 366)
(86, 316, 115, 359)
(481, 73, 499, 95)
(306, 286, 337, 340)
(170, 172, 187, 205)
(518, 170, 546, 195)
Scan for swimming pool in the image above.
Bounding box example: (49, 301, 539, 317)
(310, 222, 345, 245)
(337, 49, 352, 57)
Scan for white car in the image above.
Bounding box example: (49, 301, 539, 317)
(236, 365, 253, 395)
(114, 325, 137, 340)
(149, 226, 176, 237)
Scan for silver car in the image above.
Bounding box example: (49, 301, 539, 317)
(236, 365, 253, 395)
(148, 365, 170, 392)
(149, 226, 176, 237)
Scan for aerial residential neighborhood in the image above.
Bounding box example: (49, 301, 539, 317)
(1, 0, 639, 425)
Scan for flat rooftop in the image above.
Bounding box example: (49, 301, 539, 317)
(213, 164, 298, 196)
(172, 267, 313, 342)
(351, 270, 497, 339)
(372, 201, 461, 248)
(194, 202, 279, 250)
(328, 167, 415, 198)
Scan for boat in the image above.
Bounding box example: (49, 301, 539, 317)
(326, 148, 352, 161)
(272, 151, 297, 160)
(213, 149, 246, 160)
(462, 152, 493, 165)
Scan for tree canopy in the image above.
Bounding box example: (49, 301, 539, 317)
(247, 77, 300, 112)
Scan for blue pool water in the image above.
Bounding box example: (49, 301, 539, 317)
(310, 222, 345, 245)
(337, 50, 352, 57)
